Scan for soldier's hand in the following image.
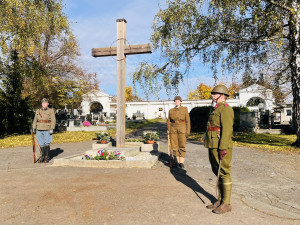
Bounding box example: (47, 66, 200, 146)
(186, 133, 190, 138)
(219, 149, 227, 160)
(49, 130, 53, 135)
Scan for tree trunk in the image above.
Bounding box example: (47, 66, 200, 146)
(289, 1, 300, 147)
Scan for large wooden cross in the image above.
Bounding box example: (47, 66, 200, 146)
(92, 19, 152, 147)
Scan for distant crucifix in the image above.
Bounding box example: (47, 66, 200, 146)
(92, 19, 152, 148)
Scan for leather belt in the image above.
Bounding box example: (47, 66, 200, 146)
(171, 120, 185, 124)
(38, 120, 51, 123)
(207, 127, 220, 131)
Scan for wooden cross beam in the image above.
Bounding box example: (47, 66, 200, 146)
(92, 19, 152, 148)
(92, 44, 152, 57)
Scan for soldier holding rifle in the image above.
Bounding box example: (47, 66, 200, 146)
(204, 85, 234, 214)
(32, 98, 56, 163)
(167, 96, 191, 169)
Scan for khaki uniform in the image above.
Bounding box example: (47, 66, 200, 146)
(167, 106, 191, 157)
(205, 101, 234, 204)
(32, 108, 56, 131)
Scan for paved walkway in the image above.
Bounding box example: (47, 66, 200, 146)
(0, 124, 299, 224)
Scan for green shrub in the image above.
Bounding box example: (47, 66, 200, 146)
(95, 131, 110, 141)
(189, 106, 250, 132)
(189, 106, 211, 132)
(232, 107, 250, 131)
(143, 131, 159, 141)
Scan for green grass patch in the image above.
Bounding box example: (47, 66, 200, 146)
(188, 132, 299, 153)
(0, 119, 165, 148)
(125, 118, 165, 132)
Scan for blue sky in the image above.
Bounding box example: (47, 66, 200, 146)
(62, 0, 221, 100)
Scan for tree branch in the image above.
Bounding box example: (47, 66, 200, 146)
(265, 0, 293, 12)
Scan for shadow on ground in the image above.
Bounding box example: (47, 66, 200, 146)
(49, 148, 64, 160)
(126, 122, 168, 140)
(159, 152, 216, 205)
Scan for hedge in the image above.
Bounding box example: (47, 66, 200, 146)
(189, 106, 250, 132)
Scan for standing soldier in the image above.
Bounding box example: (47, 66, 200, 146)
(204, 85, 234, 214)
(32, 98, 56, 163)
(167, 96, 191, 168)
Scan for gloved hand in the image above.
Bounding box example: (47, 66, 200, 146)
(218, 149, 227, 160)
(49, 130, 53, 135)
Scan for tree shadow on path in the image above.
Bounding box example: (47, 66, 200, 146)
(159, 152, 217, 205)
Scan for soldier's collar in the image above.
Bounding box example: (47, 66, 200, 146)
(214, 101, 226, 109)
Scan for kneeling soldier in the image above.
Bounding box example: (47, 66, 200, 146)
(167, 96, 191, 168)
(32, 98, 56, 163)
(205, 85, 234, 214)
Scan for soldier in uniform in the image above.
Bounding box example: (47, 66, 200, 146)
(32, 98, 56, 163)
(167, 96, 191, 168)
(204, 85, 234, 214)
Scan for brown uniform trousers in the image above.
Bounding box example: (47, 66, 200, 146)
(167, 106, 191, 158)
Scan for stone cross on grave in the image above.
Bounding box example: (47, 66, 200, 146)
(92, 19, 152, 148)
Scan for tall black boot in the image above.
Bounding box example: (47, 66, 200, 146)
(44, 145, 50, 163)
(38, 147, 45, 163)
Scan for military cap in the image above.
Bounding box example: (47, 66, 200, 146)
(211, 85, 229, 96)
(174, 96, 182, 101)
(41, 98, 49, 103)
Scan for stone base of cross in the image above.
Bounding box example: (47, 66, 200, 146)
(92, 19, 152, 147)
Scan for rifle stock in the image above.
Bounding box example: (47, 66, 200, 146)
(216, 158, 222, 197)
(32, 132, 36, 163)
(168, 133, 173, 168)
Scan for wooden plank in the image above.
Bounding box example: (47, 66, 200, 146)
(116, 19, 126, 148)
(92, 44, 152, 57)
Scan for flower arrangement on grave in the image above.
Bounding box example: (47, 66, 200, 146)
(83, 150, 125, 161)
(95, 131, 110, 143)
(143, 131, 159, 144)
(83, 120, 91, 127)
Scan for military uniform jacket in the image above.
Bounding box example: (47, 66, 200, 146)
(167, 106, 191, 134)
(32, 108, 56, 131)
(204, 101, 234, 150)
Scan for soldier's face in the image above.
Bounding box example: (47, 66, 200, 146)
(174, 100, 181, 106)
(42, 102, 49, 109)
(211, 93, 224, 103)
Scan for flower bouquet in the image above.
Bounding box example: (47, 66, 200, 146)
(83, 120, 91, 127)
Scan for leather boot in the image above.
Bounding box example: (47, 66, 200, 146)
(39, 147, 45, 163)
(212, 203, 232, 214)
(44, 145, 50, 163)
(206, 200, 221, 209)
(179, 163, 185, 169)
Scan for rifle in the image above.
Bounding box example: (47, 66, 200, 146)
(167, 132, 173, 168)
(216, 158, 222, 197)
(31, 130, 36, 163)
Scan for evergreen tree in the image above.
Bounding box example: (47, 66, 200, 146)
(0, 50, 33, 134)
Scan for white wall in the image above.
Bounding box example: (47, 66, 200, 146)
(124, 99, 239, 119)
(80, 84, 275, 120)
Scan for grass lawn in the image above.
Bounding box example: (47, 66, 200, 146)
(0, 118, 165, 149)
(188, 132, 299, 153)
